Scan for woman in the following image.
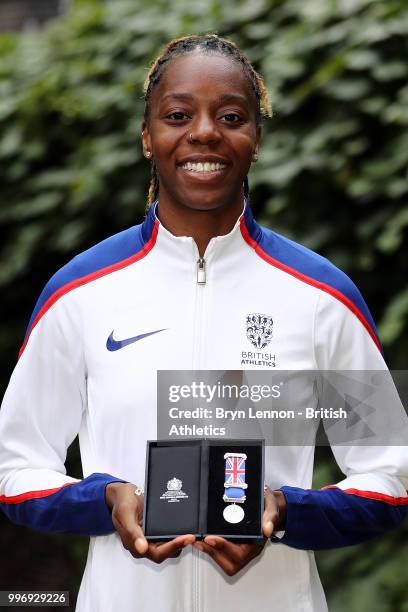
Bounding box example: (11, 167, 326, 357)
(0, 34, 407, 612)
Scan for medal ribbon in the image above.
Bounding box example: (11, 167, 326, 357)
(223, 452, 247, 503)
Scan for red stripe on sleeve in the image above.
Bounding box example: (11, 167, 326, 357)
(0, 481, 78, 504)
(321, 485, 408, 506)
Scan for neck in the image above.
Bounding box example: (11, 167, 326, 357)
(155, 194, 245, 257)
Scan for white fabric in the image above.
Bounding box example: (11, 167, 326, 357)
(0, 208, 406, 612)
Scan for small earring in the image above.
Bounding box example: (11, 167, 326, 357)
(252, 152, 258, 162)
(145, 151, 151, 158)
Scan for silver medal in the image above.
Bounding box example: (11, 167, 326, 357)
(223, 503, 245, 524)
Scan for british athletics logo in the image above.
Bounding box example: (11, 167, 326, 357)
(242, 313, 276, 367)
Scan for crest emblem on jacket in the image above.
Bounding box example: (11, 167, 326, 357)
(246, 313, 273, 349)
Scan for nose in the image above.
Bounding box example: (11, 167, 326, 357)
(189, 112, 221, 145)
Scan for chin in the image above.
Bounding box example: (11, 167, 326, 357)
(186, 201, 226, 212)
(177, 190, 240, 212)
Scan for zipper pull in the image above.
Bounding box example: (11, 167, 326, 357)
(197, 257, 206, 285)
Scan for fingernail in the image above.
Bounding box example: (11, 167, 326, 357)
(206, 538, 216, 547)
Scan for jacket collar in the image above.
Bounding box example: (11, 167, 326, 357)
(141, 198, 261, 250)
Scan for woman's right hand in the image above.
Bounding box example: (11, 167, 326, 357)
(105, 482, 195, 562)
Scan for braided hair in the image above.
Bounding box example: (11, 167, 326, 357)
(143, 34, 272, 207)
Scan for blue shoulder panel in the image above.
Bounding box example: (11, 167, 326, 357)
(243, 205, 381, 350)
(23, 206, 156, 344)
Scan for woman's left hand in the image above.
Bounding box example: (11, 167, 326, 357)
(193, 487, 286, 576)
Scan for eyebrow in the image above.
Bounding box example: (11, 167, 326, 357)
(160, 92, 249, 106)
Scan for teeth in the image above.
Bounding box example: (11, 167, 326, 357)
(182, 161, 227, 172)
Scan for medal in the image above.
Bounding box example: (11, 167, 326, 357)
(223, 452, 247, 524)
(223, 504, 244, 523)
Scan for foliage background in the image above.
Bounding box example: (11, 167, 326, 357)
(0, 0, 407, 609)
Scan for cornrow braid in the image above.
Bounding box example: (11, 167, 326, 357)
(143, 34, 272, 207)
(147, 160, 159, 209)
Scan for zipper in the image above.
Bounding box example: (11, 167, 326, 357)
(197, 257, 206, 284)
(192, 249, 208, 612)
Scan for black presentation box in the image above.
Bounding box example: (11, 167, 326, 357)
(143, 438, 265, 543)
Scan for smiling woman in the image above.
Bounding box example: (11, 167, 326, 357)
(0, 33, 408, 612)
(140, 35, 271, 255)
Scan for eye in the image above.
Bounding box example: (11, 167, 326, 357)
(165, 111, 190, 121)
(221, 113, 244, 123)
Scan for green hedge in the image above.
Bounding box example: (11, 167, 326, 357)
(0, 0, 407, 609)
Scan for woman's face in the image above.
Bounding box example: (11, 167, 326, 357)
(142, 51, 261, 212)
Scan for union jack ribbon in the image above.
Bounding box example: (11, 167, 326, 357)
(224, 452, 247, 489)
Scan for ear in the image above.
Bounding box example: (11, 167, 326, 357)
(141, 119, 152, 157)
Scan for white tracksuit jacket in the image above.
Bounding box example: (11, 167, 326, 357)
(1, 201, 407, 612)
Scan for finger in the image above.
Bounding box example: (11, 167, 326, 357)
(202, 536, 249, 564)
(262, 488, 278, 538)
(134, 535, 149, 555)
(146, 534, 195, 563)
(206, 537, 264, 565)
(147, 535, 194, 562)
(194, 541, 236, 576)
(112, 501, 148, 555)
(145, 543, 184, 559)
(167, 548, 183, 558)
(195, 540, 264, 576)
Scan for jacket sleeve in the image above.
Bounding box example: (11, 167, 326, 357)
(272, 287, 408, 550)
(0, 281, 127, 536)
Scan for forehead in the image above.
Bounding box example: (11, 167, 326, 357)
(151, 51, 257, 111)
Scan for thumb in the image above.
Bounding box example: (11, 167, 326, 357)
(262, 487, 278, 538)
(134, 534, 149, 555)
(262, 518, 274, 538)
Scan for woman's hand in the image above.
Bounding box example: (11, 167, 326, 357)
(105, 482, 195, 562)
(193, 537, 265, 576)
(193, 486, 287, 576)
